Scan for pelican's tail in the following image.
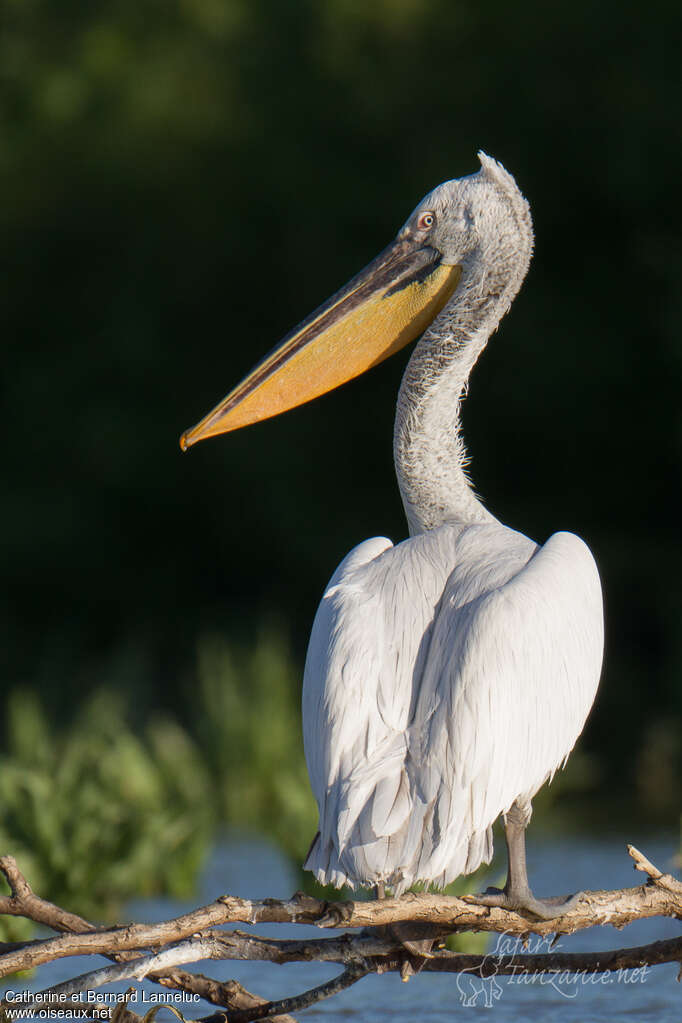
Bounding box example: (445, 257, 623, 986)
(303, 787, 494, 895)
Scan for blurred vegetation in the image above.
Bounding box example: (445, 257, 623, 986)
(194, 627, 315, 864)
(1, 0, 681, 924)
(0, 687, 213, 933)
(0, 628, 319, 934)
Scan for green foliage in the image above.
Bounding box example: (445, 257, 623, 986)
(0, 628, 318, 924)
(0, 688, 213, 922)
(194, 626, 317, 864)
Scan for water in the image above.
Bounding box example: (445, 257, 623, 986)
(2, 832, 680, 1021)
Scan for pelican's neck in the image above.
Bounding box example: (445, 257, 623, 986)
(389, 156, 535, 535)
(394, 260, 528, 536)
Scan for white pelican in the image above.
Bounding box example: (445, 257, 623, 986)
(181, 153, 603, 919)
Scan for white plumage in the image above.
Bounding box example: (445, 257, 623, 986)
(302, 155, 604, 898)
(303, 523, 602, 893)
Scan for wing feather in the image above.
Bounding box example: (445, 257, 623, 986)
(408, 531, 603, 868)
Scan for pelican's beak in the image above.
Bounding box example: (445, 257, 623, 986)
(180, 237, 462, 450)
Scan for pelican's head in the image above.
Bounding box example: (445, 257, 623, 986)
(180, 153, 532, 449)
(400, 153, 532, 279)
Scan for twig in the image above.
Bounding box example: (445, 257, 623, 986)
(202, 965, 371, 1023)
(421, 934, 682, 976)
(25, 938, 219, 1004)
(628, 844, 682, 896)
(0, 856, 94, 934)
(180, 979, 297, 1023)
(148, 970, 298, 1019)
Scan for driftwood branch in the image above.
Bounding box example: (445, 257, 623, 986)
(1, 845, 681, 1022)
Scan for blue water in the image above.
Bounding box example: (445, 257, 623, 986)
(2, 832, 680, 1021)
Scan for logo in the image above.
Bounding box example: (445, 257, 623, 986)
(455, 931, 651, 1006)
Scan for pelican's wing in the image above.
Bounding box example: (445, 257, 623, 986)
(302, 524, 603, 892)
(405, 530, 603, 884)
(302, 527, 466, 888)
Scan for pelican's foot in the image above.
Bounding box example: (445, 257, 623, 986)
(388, 924, 435, 959)
(466, 886, 583, 921)
(387, 925, 435, 981)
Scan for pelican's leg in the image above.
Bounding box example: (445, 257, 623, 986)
(473, 801, 582, 920)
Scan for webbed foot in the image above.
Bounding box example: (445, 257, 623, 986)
(467, 885, 582, 921)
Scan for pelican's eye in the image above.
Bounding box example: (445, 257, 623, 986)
(417, 211, 435, 231)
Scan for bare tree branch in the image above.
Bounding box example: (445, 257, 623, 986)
(186, 979, 298, 1023)
(53, 983, 299, 1023)
(26, 938, 219, 1004)
(28, 926, 681, 987)
(0, 856, 294, 1020)
(629, 844, 682, 895)
(201, 965, 371, 1023)
(148, 969, 298, 1019)
(0, 855, 94, 934)
(2, 844, 681, 979)
(1, 845, 681, 1023)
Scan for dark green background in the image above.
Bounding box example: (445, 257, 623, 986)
(3, 0, 681, 812)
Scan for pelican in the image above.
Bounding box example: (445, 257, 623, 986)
(181, 154, 603, 919)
